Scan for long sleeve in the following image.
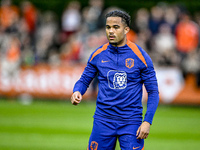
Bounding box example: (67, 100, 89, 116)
(140, 51, 159, 125)
(73, 58, 98, 95)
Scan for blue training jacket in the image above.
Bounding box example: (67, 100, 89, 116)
(73, 40, 159, 125)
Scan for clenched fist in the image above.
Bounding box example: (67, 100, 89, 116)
(71, 91, 82, 105)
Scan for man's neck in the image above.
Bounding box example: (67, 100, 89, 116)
(110, 38, 127, 47)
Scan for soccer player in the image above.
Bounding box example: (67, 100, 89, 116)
(71, 10, 159, 150)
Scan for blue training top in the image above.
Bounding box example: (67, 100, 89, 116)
(73, 40, 159, 125)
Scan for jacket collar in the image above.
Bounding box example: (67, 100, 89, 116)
(107, 40, 131, 53)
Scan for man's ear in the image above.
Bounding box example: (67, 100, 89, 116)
(125, 26, 130, 34)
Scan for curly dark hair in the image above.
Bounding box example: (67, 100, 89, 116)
(105, 10, 131, 27)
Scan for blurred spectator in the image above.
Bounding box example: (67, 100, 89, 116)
(131, 8, 151, 53)
(194, 12, 200, 47)
(163, 5, 178, 33)
(82, 0, 105, 33)
(0, 34, 21, 80)
(21, 1, 38, 35)
(134, 8, 149, 33)
(48, 48, 61, 66)
(79, 29, 107, 63)
(21, 46, 35, 66)
(0, 0, 19, 33)
(34, 11, 59, 64)
(61, 0, 81, 42)
(181, 49, 200, 86)
(194, 12, 200, 87)
(175, 12, 199, 78)
(60, 34, 82, 65)
(148, 5, 165, 35)
(126, 29, 137, 43)
(175, 13, 199, 54)
(153, 23, 179, 66)
(135, 29, 151, 53)
(17, 14, 35, 66)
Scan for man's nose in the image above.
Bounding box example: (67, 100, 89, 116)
(109, 28, 114, 33)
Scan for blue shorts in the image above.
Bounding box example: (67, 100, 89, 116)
(87, 119, 144, 150)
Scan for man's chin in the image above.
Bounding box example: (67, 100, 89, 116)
(109, 41, 118, 45)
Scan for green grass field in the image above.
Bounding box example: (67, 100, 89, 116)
(0, 99, 200, 150)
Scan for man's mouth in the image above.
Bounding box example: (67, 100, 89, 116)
(109, 35, 115, 40)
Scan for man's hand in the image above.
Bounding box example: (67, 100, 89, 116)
(71, 91, 82, 105)
(136, 121, 151, 139)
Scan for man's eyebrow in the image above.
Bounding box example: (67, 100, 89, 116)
(106, 24, 120, 27)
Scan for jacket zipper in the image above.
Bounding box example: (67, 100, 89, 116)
(117, 50, 118, 67)
(116, 47, 119, 68)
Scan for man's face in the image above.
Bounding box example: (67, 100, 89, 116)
(106, 17, 129, 47)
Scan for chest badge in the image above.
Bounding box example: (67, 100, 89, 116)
(125, 58, 134, 69)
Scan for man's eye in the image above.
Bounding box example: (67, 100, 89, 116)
(114, 26, 119, 29)
(106, 26, 110, 29)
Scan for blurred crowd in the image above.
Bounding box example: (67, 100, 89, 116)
(0, 0, 200, 86)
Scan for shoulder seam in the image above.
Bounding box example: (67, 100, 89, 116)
(127, 41, 147, 67)
(89, 43, 109, 62)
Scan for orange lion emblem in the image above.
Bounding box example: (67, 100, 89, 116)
(126, 58, 134, 68)
(90, 141, 98, 150)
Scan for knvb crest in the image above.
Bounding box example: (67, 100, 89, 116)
(107, 70, 127, 89)
(90, 141, 98, 150)
(126, 58, 134, 69)
(113, 72, 127, 89)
